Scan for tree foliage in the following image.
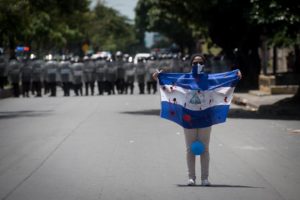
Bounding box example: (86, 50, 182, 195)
(0, 0, 138, 57)
(86, 1, 137, 53)
(135, 0, 196, 53)
(250, 0, 300, 46)
(135, 0, 300, 89)
(0, 0, 31, 56)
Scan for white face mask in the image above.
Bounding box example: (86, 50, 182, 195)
(197, 63, 204, 73)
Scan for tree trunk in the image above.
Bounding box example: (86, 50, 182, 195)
(272, 46, 277, 74)
(261, 36, 268, 75)
(234, 46, 261, 90)
(294, 44, 300, 73)
(292, 44, 300, 102)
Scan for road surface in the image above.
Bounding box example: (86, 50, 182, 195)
(0, 91, 299, 200)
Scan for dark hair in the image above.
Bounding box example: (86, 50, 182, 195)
(190, 53, 206, 66)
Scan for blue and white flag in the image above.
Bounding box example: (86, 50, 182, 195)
(158, 69, 240, 129)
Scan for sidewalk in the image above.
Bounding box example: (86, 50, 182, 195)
(232, 92, 300, 119)
(0, 87, 12, 98)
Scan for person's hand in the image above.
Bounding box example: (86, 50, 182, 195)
(237, 70, 242, 80)
(152, 69, 163, 81)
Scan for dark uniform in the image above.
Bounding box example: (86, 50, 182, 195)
(83, 59, 96, 96)
(31, 60, 44, 97)
(59, 60, 73, 96)
(71, 62, 84, 96)
(124, 60, 135, 94)
(106, 60, 117, 95)
(20, 60, 32, 97)
(170, 55, 183, 73)
(159, 56, 172, 72)
(95, 58, 107, 95)
(182, 55, 191, 73)
(146, 58, 158, 94)
(135, 59, 146, 94)
(0, 56, 7, 90)
(115, 60, 125, 94)
(8, 60, 21, 97)
(44, 60, 58, 97)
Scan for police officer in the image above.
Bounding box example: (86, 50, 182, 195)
(182, 54, 191, 73)
(83, 56, 96, 96)
(0, 54, 7, 90)
(115, 51, 126, 94)
(158, 54, 172, 72)
(170, 54, 183, 72)
(135, 57, 146, 94)
(59, 56, 73, 96)
(31, 56, 44, 97)
(7, 58, 22, 97)
(44, 55, 59, 97)
(20, 57, 32, 97)
(124, 56, 135, 94)
(95, 56, 107, 95)
(71, 57, 84, 96)
(146, 56, 158, 94)
(105, 58, 116, 95)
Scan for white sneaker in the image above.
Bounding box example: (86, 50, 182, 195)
(201, 179, 211, 186)
(187, 179, 196, 186)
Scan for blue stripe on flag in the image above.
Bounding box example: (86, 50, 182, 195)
(158, 69, 239, 90)
(160, 101, 230, 129)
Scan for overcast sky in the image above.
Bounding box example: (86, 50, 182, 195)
(90, 0, 138, 20)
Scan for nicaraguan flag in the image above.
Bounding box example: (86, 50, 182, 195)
(158, 69, 240, 129)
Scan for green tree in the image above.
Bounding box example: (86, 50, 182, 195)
(135, 0, 197, 54)
(135, 0, 300, 90)
(27, 0, 90, 55)
(0, 0, 31, 58)
(86, 0, 137, 53)
(0, 0, 90, 58)
(250, 0, 300, 72)
(251, 0, 300, 101)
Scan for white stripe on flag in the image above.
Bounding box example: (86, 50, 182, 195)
(160, 85, 235, 111)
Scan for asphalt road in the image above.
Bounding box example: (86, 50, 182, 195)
(0, 90, 299, 200)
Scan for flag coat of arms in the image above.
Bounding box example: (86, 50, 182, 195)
(158, 69, 240, 129)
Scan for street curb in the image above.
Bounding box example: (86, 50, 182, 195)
(233, 94, 300, 119)
(232, 95, 258, 109)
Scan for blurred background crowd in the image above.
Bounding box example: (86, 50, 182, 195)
(0, 0, 299, 99)
(0, 51, 198, 97)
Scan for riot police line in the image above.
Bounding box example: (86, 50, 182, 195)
(0, 52, 192, 98)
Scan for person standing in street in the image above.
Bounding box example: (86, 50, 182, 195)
(95, 57, 107, 95)
(136, 57, 146, 94)
(153, 53, 242, 186)
(0, 54, 8, 91)
(106, 58, 117, 95)
(31, 57, 44, 97)
(146, 56, 158, 94)
(115, 51, 126, 94)
(7, 58, 22, 97)
(124, 56, 135, 94)
(71, 58, 84, 96)
(44, 56, 59, 97)
(83, 56, 96, 96)
(20, 58, 32, 97)
(59, 56, 73, 96)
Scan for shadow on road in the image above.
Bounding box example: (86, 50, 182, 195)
(0, 110, 53, 120)
(121, 107, 300, 121)
(229, 107, 300, 120)
(176, 184, 263, 188)
(121, 109, 160, 116)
